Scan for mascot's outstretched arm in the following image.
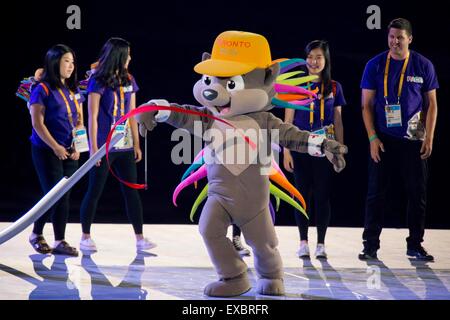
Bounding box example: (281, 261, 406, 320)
(267, 112, 348, 173)
(134, 99, 213, 138)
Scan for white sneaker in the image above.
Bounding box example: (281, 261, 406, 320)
(232, 236, 251, 256)
(80, 238, 97, 251)
(136, 238, 157, 251)
(315, 244, 327, 259)
(297, 242, 310, 258)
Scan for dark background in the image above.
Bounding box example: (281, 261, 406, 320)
(1, 0, 449, 229)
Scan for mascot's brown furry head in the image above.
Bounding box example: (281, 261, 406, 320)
(192, 31, 279, 119)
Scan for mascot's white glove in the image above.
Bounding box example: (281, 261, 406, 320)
(151, 99, 171, 122)
(307, 134, 348, 173)
(135, 99, 171, 137)
(307, 133, 326, 157)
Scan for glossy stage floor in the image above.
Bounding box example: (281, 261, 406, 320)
(0, 223, 449, 300)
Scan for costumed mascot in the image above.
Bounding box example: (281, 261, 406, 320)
(136, 31, 347, 297)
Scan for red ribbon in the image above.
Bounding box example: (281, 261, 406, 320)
(105, 104, 255, 189)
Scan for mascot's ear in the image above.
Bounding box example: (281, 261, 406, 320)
(202, 52, 211, 61)
(264, 63, 280, 86)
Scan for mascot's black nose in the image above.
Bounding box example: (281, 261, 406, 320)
(203, 89, 218, 101)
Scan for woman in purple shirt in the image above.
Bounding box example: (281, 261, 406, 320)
(283, 40, 346, 259)
(80, 38, 156, 252)
(28, 44, 85, 257)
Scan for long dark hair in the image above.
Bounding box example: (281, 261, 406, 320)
(93, 37, 131, 89)
(41, 44, 78, 91)
(305, 40, 332, 97)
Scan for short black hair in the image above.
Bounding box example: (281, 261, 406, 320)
(41, 44, 78, 91)
(388, 18, 413, 36)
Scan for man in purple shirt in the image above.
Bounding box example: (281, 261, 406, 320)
(359, 18, 439, 261)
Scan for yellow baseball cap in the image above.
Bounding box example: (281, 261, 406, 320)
(194, 31, 272, 77)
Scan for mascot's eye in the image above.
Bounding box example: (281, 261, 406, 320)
(226, 76, 244, 92)
(203, 76, 212, 86)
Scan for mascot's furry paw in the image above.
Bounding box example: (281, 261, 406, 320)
(256, 278, 285, 296)
(204, 273, 251, 297)
(135, 109, 158, 137)
(322, 139, 348, 173)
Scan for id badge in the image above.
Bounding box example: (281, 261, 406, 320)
(324, 124, 335, 140)
(385, 104, 402, 128)
(312, 127, 326, 136)
(73, 127, 89, 153)
(312, 125, 335, 140)
(112, 123, 133, 149)
(122, 124, 133, 149)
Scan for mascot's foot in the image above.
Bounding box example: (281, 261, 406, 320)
(256, 278, 285, 296)
(204, 273, 251, 297)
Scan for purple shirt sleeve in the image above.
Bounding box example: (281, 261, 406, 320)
(130, 75, 139, 93)
(421, 59, 439, 92)
(87, 77, 105, 95)
(360, 58, 378, 90)
(29, 84, 48, 106)
(333, 81, 346, 107)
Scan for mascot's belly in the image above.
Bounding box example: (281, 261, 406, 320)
(206, 163, 270, 223)
(203, 114, 272, 222)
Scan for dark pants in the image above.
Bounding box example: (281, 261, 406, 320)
(292, 152, 333, 244)
(363, 133, 428, 251)
(80, 151, 143, 234)
(31, 145, 78, 240)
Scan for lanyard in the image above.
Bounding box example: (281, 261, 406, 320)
(384, 51, 410, 105)
(112, 86, 125, 124)
(57, 88, 81, 129)
(309, 82, 325, 129)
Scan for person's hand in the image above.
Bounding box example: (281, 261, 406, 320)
(134, 146, 142, 163)
(283, 149, 294, 173)
(322, 139, 348, 173)
(420, 136, 433, 159)
(90, 146, 101, 167)
(69, 151, 80, 161)
(53, 145, 70, 160)
(370, 138, 385, 163)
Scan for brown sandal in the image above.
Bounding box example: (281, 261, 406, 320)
(52, 241, 79, 257)
(29, 235, 52, 254)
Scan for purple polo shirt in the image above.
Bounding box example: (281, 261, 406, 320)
(29, 82, 85, 149)
(293, 80, 346, 131)
(361, 50, 439, 139)
(87, 75, 139, 150)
